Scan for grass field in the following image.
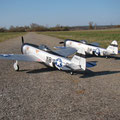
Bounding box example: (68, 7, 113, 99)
(0, 32, 26, 42)
(39, 29, 120, 48)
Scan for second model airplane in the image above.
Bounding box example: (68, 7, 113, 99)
(0, 37, 96, 75)
(59, 39, 119, 57)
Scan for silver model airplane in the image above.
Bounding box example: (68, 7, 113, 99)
(59, 39, 119, 57)
(0, 37, 96, 75)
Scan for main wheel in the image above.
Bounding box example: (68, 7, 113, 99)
(13, 63, 19, 71)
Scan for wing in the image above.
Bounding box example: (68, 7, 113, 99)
(0, 54, 41, 62)
(53, 47, 77, 57)
(89, 42, 100, 47)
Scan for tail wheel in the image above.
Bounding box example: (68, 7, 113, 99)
(70, 71, 74, 75)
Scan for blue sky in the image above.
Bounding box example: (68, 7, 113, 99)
(0, 0, 120, 28)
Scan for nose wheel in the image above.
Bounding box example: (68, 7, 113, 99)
(13, 61, 19, 71)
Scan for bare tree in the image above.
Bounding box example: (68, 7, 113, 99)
(89, 22, 93, 29)
(0, 27, 7, 32)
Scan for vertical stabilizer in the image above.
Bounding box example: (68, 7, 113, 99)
(107, 40, 118, 54)
(71, 48, 86, 71)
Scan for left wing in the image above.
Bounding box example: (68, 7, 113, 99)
(53, 47, 77, 57)
(0, 54, 41, 62)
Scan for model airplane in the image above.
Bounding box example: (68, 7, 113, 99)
(0, 37, 96, 75)
(59, 39, 119, 57)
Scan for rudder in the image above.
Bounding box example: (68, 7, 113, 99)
(71, 48, 86, 71)
(107, 40, 118, 54)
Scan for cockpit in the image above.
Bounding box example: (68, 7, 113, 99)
(38, 44, 51, 52)
(79, 40, 88, 44)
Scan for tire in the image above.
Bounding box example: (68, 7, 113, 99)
(13, 64, 19, 71)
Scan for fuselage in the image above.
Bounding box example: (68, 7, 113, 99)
(65, 40, 112, 56)
(22, 43, 71, 69)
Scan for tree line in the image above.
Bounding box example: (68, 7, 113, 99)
(0, 23, 120, 32)
(0, 23, 69, 32)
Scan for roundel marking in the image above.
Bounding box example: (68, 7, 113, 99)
(95, 48, 100, 56)
(55, 58, 62, 68)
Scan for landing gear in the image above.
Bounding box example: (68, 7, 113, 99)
(70, 71, 74, 75)
(13, 61, 19, 71)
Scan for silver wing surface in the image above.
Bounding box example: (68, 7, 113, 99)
(53, 47, 77, 57)
(0, 54, 40, 62)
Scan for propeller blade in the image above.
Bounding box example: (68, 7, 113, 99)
(21, 36, 24, 44)
(59, 41, 64, 44)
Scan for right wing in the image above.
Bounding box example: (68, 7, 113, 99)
(0, 54, 41, 62)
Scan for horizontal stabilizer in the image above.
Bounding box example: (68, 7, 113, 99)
(86, 61, 97, 68)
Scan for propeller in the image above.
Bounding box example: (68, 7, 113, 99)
(59, 41, 64, 44)
(21, 36, 24, 44)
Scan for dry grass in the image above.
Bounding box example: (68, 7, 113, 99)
(0, 32, 26, 42)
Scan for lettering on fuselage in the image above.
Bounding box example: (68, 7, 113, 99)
(87, 48, 92, 53)
(46, 56, 52, 64)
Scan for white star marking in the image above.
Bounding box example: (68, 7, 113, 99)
(56, 60, 61, 66)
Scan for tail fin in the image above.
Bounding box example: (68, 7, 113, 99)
(107, 40, 118, 54)
(71, 48, 86, 71)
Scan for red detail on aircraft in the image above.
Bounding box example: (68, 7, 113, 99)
(37, 59, 41, 61)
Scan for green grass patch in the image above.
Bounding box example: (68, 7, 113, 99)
(0, 32, 26, 42)
(38, 29, 120, 48)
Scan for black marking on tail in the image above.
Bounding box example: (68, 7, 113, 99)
(110, 44, 118, 47)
